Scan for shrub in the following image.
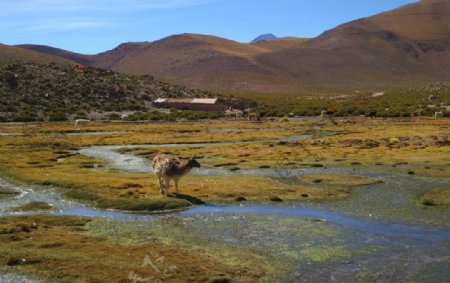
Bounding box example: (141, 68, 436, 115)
(108, 113, 121, 120)
(48, 112, 67, 121)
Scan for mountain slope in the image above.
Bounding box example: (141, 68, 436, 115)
(90, 34, 299, 93)
(15, 44, 93, 65)
(251, 37, 309, 50)
(0, 44, 75, 66)
(257, 0, 450, 89)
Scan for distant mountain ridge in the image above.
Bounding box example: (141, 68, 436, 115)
(16, 44, 93, 65)
(0, 44, 74, 66)
(251, 34, 277, 43)
(7, 0, 450, 93)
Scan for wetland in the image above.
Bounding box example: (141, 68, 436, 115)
(0, 118, 449, 282)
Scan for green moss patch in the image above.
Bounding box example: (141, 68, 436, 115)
(300, 245, 350, 262)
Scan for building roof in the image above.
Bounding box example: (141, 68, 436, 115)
(191, 98, 218, 104)
(167, 98, 194, 103)
(154, 98, 219, 104)
(154, 98, 168, 103)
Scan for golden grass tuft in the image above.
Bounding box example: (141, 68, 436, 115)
(419, 189, 450, 207)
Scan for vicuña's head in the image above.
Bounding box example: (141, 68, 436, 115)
(188, 155, 201, 168)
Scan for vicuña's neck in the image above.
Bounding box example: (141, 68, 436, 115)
(176, 161, 193, 174)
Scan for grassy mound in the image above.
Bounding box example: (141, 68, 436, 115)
(65, 189, 194, 212)
(0, 187, 20, 199)
(419, 189, 450, 207)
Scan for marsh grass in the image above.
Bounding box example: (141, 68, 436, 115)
(0, 119, 449, 282)
(0, 118, 448, 212)
(0, 215, 267, 282)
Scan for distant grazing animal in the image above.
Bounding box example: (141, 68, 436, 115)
(411, 110, 422, 117)
(248, 113, 260, 122)
(75, 119, 90, 127)
(368, 111, 377, 118)
(259, 111, 267, 119)
(434, 111, 443, 118)
(152, 154, 201, 196)
(321, 110, 334, 118)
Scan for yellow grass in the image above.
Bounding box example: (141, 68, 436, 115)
(0, 118, 448, 211)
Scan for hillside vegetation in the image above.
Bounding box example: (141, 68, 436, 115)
(0, 61, 210, 122)
(233, 83, 450, 117)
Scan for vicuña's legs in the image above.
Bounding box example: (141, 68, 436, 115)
(157, 176, 164, 195)
(174, 178, 179, 195)
(163, 177, 170, 196)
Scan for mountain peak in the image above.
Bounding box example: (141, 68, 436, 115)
(251, 34, 277, 43)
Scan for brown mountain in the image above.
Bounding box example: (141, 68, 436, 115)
(90, 34, 302, 93)
(256, 0, 450, 89)
(251, 37, 309, 51)
(13, 0, 450, 93)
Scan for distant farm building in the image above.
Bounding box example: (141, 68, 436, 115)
(153, 98, 256, 112)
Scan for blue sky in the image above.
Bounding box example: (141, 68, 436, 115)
(1, 0, 418, 54)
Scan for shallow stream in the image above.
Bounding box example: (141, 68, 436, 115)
(0, 169, 449, 282)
